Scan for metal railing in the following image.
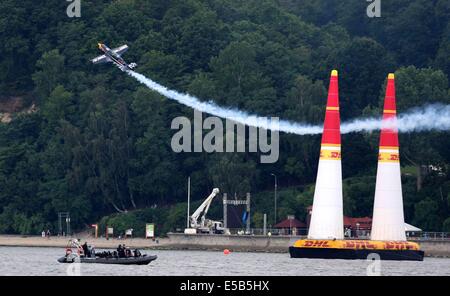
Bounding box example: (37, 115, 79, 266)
(407, 232, 450, 241)
(226, 228, 450, 241)
(227, 228, 308, 236)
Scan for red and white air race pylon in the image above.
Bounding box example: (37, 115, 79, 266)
(307, 70, 344, 240)
(371, 73, 406, 241)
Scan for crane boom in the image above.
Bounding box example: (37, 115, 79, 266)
(190, 188, 220, 227)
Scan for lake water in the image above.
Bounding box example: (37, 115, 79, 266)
(0, 246, 449, 276)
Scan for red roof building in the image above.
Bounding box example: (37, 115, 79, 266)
(274, 218, 307, 235)
(274, 218, 307, 229)
(305, 205, 373, 237)
(344, 216, 372, 230)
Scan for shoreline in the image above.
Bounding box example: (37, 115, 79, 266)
(0, 235, 170, 250)
(0, 234, 449, 258)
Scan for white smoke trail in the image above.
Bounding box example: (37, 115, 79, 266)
(398, 104, 450, 132)
(341, 104, 450, 133)
(128, 70, 322, 134)
(127, 70, 450, 135)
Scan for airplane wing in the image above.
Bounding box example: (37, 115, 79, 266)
(112, 45, 129, 56)
(91, 54, 110, 64)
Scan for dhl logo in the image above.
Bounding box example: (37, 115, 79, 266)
(303, 240, 330, 248)
(344, 241, 377, 249)
(378, 152, 399, 162)
(384, 241, 419, 250)
(320, 150, 341, 160)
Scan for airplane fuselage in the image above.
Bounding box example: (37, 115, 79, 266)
(95, 43, 136, 71)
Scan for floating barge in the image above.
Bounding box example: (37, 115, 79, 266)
(289, 239, 424, 261)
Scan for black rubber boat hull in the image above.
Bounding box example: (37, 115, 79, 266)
(57, 255, 157, 265)
(289, 247, 424, 261)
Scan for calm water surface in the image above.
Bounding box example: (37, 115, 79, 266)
(0, 246, 448, 276)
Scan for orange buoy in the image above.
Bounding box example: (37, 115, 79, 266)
(223, 249, 231, 255)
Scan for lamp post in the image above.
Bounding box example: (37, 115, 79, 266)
(270, 173, 278, 225)
(187, 176, 191, 228)
(65, 217, 71, 236)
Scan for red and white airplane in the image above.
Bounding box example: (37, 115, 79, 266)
(92, 43, 137, 72)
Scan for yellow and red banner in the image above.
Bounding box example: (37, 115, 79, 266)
(378, 151, 399, 163)
(293, 239, 420, 251)
(320, 149, 341, 160)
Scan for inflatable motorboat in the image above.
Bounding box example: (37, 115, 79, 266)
(57, 254, 157, 265)
(57, 239, 157, 265)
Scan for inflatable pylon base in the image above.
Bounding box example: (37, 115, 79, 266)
(289, 239, 424, 261)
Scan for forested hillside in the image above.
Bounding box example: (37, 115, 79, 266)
(0, 0, 449, 234)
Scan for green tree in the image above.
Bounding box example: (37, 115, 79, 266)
(413, 198, 442, 231)
(337, 37, 395, 119)
(284, 75, 326, 123)
(208, 153, 257, 196)
(41, 85, 75, 126)
(443, 217, 450, 232)
(138, 50, 185, 87)
(32, 50, 66, 101)
(210, 41, 271, 106)
(394, 67, 450, 191)
(434, 24, 450, 78)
